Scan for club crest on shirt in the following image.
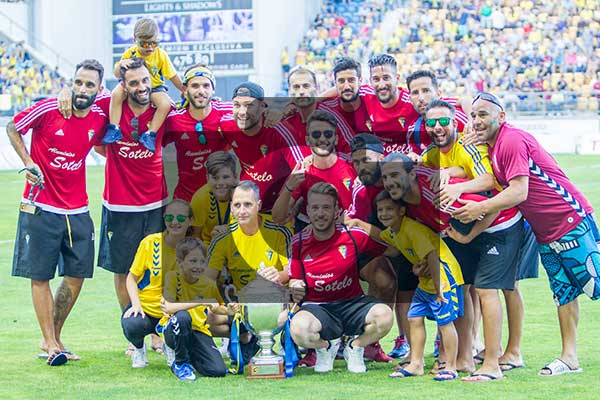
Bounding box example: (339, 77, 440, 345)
(181, 133, 190, 140)
(398, 117, 405, 128)
(365, 120, 372, 132)
(266, 249, 273, 261)
(304, 254, 313, 262)
(260, 144, 268, 157)
(343, 178, 352, 190)
(107, 231, 113, 241)
(233, 250, 241, 258)
(338, 245, 347, 259)
(88, 129, 95, 140)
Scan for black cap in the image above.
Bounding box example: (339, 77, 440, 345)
(351, 133, 384, 154)
(232, 82, 264, 101)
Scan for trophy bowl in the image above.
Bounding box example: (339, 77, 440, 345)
(238, 277, 290, 379)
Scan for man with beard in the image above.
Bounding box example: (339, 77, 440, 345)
(272, 110, 356, 229)
(164, 64, 231, 201)
(320, 57, 371, 134)
(453, 92, 600, 378)
(406, 70, 469, 154)
(8, 59, 107, 366)
(359, 54, 420, 155)
(95, 57, 169, 330)
(347, 134, 418, 361)
(380, 153, 525, 382)
(288, 182, 393, 374)
(284, 65, 355, 153)
(219, 82, 304, 212)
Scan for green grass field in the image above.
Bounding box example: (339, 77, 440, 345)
(1, 155, 599, 400)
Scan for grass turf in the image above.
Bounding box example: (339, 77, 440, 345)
(0, 155, 599, 399)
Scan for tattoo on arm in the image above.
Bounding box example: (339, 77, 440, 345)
(53, 283, 73, 326)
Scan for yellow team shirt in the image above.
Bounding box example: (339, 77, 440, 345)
(380, 217, 464, 294)
(118, 46, 177, 88)
(207, 217, 291, 290)
(129, 232, 170, 318)
(422, 137, 495, 181)
(163, 271, 223, 335)
(191, 184, 231, 246)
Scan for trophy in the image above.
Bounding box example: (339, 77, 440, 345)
(238, 275, 290, 379)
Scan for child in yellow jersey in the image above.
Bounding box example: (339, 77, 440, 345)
(161, 237, 228, 380)
(347, 191, 463, 381)
(104, 17, 185, 152)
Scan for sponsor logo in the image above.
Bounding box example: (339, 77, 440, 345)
(487, 246, 499, 255)
(314, 275, 353, 292)
(383, 143, 412, 154)
(181, 133, 190, 140)
(117, 145, 155, 159)
(245, 170, 273, 182)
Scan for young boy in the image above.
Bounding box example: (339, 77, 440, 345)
(105, 17, 184, 152)
(190, 151, 239, 246)
(161, 237, 229, 381)
(348, 191, 464, 381)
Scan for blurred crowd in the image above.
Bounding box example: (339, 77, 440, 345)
(283, 0, 600, 113)
(0, 40, 65, 115)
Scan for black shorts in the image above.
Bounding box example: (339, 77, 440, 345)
(516, 221, 540, 281)
(12, 209, 94, 281)
(300, 295, 379, 340)
(443, 237, 480, 285)
(472, 219, 524, 290)
(387, 254, 418, 291)
(98, 206, 164, 274)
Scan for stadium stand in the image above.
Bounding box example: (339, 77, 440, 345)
(283, 0, 600, 115)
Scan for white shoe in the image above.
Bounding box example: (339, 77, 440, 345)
(163, 344, 176, 367)
(344, 341, 366, 373)
(219, 338, 230, 357)
(315, 339, 341, 373)
(131, 344, 148, 368)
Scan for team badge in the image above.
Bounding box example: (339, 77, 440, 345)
(343, 178, 352, 190)
(304, 255, 313, 262)
(407, 248, 415, 257)
(398, 117, 405, 128)
(152, 66, 159, 77)
(231, 140, 238, 148)
(366, 120, 372, 132)
(233, 250, 241, 257)
(338, 245, 347, 259)
(108, 231, 113, 240)
(181, 133, 190, 140)
(266, 249, 273, 261)
(88, 129, 95, 140)
(260, 144, 268, 157)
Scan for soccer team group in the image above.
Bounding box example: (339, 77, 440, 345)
(7, 18, 600, 383)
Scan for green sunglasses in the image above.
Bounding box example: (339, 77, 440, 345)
(164, 214, 188, 223)
(425, 117, 451, 127)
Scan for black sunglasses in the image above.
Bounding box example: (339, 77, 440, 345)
(310, 129, 335, 140)
(472, 92, 504, 111)
(195, 122, 207, 145)
(130, 117, 139, 140)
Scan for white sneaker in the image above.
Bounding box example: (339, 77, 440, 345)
(344, 341, 366, 373)
(131, 344, 148, 368)
(219, 338, 230, 357)
(163, 344, 176, 367)
(315, 339, 341, 373)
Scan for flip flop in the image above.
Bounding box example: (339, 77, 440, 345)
(393, 360, 410, 370)
(461, 373, 504, 382)
(429, 359, 447, 375)
(538, 358, 582, 377)
(473, 354, 485, 365)
(47, 352, 68, 367)
(151, 344, 164, 355)
(39, 349, 80, 361)
(500, 362, 524, 371)
(434, 370, 459, 381)
(389, 368, 415, 378)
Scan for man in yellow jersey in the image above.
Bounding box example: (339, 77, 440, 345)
(191, 151, 239, 246)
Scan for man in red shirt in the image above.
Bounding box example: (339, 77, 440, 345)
(272, 110, 356, 228)
(96, 58, 168, 316)
(164, 64, 231, 201)
(8, 59, 107, 366)
(289, 182, 393, 374)
(219, 81, 304, 212)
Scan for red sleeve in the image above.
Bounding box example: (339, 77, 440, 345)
(497, 135, 530, 183)
(288, 237, 302, 280)
(349, 226, 386, 257)
(13, 98, 55, 134)
(95, 93, 111, 115)
(346, 183, 371, 220)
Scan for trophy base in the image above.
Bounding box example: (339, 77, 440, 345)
(247, 358, 285, 379)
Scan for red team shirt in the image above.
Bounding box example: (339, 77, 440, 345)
(408, 167, 521, 233)
(320, 97, 371, 136)
(14, 98, 107, 214)
(359, 85, 420, 155)
(489, 123, 594, 243)
(95, 97, 168, 211)
(346, 182, 384, 221)
(220, 116, 304, 211)
(164, 100, 232, 201)
(289, 224, 387, 303)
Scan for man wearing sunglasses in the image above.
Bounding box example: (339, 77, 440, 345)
(422, 100, 535, 380)
(7, 59, 107, 366)
(164, 64, 231, 201)
(272, 110, 356, 231)
(220, 81, 304, 212)
(95, 58, 168, 328)
(453, 92, 600, 377)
